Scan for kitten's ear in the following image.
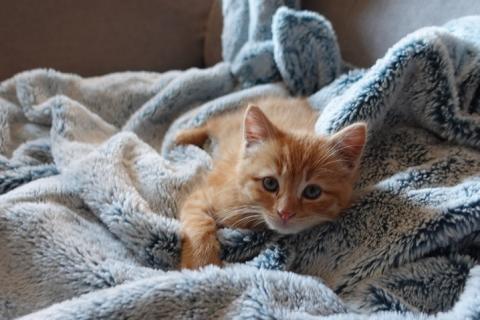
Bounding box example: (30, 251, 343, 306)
(330, 122, 367, 169)
(243, 105, 277, 148)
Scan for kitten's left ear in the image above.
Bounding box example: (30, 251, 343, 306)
(330, 122, 367, 169)
(243, 105, 277, 148)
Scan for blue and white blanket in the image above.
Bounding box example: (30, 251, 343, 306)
(1, 1, 480, 319)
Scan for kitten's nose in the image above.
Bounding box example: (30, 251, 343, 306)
(277, 210, 296, 223)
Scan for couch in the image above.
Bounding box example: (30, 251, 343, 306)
(2, 0, 480, 80)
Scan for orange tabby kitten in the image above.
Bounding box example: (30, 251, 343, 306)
(175, 97, 367, 269)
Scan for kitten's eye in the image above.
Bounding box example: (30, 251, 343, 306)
(302, 185, 322, 199)
(262, 177, 279, 193)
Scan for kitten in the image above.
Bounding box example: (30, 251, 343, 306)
(175, 97, 367, 269)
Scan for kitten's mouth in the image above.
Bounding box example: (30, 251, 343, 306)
(263, 217, 306, 235)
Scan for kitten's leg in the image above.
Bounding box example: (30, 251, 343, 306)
(175, 126, 209, 147)
(179, 190, 221, 269)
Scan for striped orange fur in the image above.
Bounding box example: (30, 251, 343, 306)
(176, 97, 367, 269)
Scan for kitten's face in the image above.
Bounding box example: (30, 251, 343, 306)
(237, 105, 366, 234)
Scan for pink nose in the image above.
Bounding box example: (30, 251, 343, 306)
(277, 210, 296, 222)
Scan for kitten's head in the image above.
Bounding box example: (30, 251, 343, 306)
(237, 105, 367, 234)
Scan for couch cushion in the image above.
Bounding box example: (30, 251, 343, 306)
(0, 0, 214, 80)
(304, 0, 480, 67)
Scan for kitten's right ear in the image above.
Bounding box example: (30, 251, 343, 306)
(243, 105, 277, 148)
(330, 122, 367, 169)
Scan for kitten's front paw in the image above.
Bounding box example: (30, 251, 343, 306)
(180, 236, 222, 270)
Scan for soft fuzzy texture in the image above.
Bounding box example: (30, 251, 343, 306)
(1, 1, 480, 319)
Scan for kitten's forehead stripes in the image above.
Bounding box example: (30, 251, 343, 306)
(275, 136, 341, 178)
(280, 164, 287, 175)
(296, 171, 309, 198)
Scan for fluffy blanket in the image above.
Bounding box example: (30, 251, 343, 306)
(1, 1, 480, 319)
